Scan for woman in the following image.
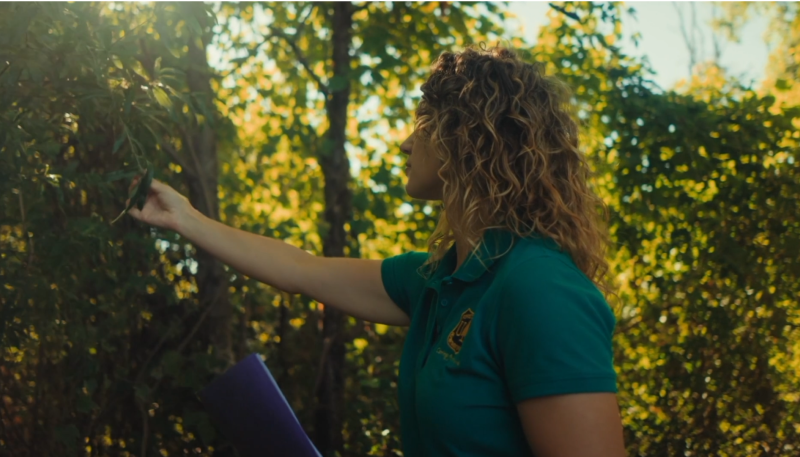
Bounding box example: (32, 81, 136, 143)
(126, 46, 626, 457)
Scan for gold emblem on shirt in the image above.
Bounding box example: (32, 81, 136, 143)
(447, 308, 474, 354)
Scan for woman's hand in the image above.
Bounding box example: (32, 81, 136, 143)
(125, 176, 194, 232)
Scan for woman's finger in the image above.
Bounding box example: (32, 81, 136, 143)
(129, 178, 140, 193)
(149, 178, 166, 191)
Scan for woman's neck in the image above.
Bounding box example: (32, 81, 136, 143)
(454, 238, 470, 272)
(445, 205, 477, 273)
(451, 224, 472, 273)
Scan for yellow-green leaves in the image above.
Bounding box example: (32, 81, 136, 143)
(151, 86, 172, 109)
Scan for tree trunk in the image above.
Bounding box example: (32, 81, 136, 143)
(315, 2, 353, 456)
(183, 5, 233, 366)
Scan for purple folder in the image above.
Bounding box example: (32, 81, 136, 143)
(199, 353, 322, 457)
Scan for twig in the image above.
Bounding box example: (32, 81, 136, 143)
(30, 338, 44, 456)
(137, 399, 149, 457)
(12, 108, 25, 124)
(133, 317, 182, 386)
(231, 3, 317, 67)
(673, 1, 698, 77)
(94, 305, 191, 431)
(129, 287, 225, 435)
(269, 26, 330, 97)
(313, 336, 334, 396)
(222, 4, 324, 92)
(548, 3, 581, 22)
(176, 285, 226, 355)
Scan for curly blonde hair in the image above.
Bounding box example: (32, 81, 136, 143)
(416, 45, 615, 300)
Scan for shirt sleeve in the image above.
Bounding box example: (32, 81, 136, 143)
(380, 251, 429, 318)
(495, 254, 618, 403)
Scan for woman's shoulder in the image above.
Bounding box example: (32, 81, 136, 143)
(494, 237, 615, 329)
(499, 236, 600, 295)
(505, 236, 577, 270)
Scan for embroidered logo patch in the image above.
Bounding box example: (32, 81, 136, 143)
(447, 308, 475, 354)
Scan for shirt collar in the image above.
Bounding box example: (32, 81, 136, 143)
(434, 228, 516, 284)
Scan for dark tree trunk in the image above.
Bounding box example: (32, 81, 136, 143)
(182, 5, 233, 365)
(314, 2, 353, 456)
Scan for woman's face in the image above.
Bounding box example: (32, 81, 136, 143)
(400, 130, 444, 201)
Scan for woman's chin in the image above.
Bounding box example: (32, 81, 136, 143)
(405, 182, 424, 200)
(405, 183, 419, 200)
(405, 183, 440, 201)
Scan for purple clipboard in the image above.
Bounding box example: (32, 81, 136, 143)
(198, 353, 322, 457)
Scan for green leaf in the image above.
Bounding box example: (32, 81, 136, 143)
(130, 60, 150, 81)
(110, 162, 153, 224)
(775, 79, 791, 91)
(186, 17, 204, 37)
(136, 164, 154, 211)
(112, 134, 126, 154)
(152, 86, 172, 109)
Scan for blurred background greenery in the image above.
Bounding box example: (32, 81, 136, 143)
(1, 2, 798, 456)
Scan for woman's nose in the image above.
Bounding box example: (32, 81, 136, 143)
(400, 133, 414, 155)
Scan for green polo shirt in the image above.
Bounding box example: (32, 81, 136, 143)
(380, 229, 618, 457)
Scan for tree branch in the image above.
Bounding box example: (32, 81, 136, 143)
(548, 3, 581, 22)
(0, 61, 10, 79)
(137, 399, 149, 457)
(223, 4, 328, 98)
(269, 26, 330, 97)
(176, 285, 226, 355)
(313, 336, 334, 396)
(177, 124, 215, 217)
(673, 1, 697, 77)
(133, 315, 183, 387)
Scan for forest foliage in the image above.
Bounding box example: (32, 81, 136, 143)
(1, 2, 799, 456)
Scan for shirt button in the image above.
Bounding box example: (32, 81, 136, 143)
(441, 299, 449, 306)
